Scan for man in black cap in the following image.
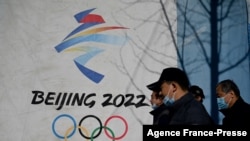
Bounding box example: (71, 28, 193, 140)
(189, 85, 215, 124)
(147, 84, 171, 125)
(147, 67, 213, 125)
(189, 85, 205, 103)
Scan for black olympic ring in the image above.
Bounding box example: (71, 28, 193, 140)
(78, 115, 102, 139)
(52, 114, 128, 140)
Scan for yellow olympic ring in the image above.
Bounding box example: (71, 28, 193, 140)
(64, 126, 90, 141)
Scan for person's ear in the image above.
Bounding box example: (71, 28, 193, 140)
(196, 96, 202, 102)
(228, 90, 235, 97)
(171, 82, 177, 91)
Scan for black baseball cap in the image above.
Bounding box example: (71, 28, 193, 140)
(146, 67, 190, 91)
(189, 85, 205, 98)
(147, 83, 160, 91)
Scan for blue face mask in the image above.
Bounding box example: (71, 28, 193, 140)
(163, 85, 175, 106)
(151, 104, 159, 110)
(217, 95, 231, 110)
(163, 95, 174, 106)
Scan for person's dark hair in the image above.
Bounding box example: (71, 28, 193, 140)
(216, 79, 240, 97)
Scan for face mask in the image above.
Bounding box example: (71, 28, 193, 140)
(217, 95, 231, 110)
(163, 85, 175, 106)
(151, 104, 159, 110)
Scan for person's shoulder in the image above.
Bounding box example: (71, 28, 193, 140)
(186, 93, 202, 105)
(244, 103, 250, 114)
(188, 97, 208, 112)
(239, 98, 250, 111)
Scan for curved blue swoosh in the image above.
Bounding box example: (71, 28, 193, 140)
(74, 48, 105, 83)
(55, 34, 127, 53)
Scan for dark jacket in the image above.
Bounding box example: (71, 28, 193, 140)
(220, 97, 250, 126)
(150, 104, 171, 125)
(168, 92, 213, 125)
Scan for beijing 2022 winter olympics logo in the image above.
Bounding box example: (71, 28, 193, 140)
(54, 8, 128, 83)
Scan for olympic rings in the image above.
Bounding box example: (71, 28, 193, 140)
(52, 114, 128, 140)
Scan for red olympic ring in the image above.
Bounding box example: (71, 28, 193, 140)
(104, 115, 128, 140)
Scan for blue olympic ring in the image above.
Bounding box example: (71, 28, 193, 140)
(52, 114, 77, 139)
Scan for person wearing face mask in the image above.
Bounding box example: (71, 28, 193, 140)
(216, 79, 250, 126)
(147, 67, 213, 125)
(147, 84, 171, 125)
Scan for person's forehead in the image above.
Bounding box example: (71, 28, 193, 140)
(216, 85, 222, 92)
(150, 94, 154, 99)
(151, 92, 157, 96)
(161, 81, 170, 87)
(216, 86, 226, 96)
